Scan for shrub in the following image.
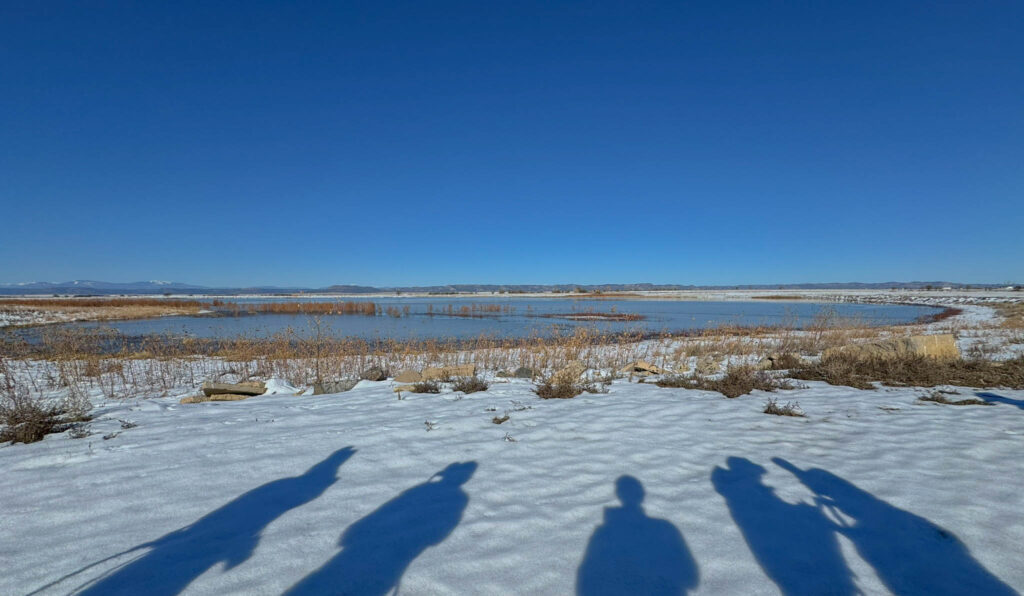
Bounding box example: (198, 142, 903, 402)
(657, 367, 794, 398)
(767, 353, 803, 370)
(411, 380, 441, 394)
(763, 398, 806, 417)
(534, 379, 583, 399)
(452, 376, 488, 394)
(710, 366, 794, 398)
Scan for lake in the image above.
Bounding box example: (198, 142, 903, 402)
(34, 297, 941, 341)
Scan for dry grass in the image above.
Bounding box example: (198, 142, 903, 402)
(534, 379, 584, 399)
(451, 376, 489, 394)
(0, 298, 205, 324)
(656, 366, 796, 398)
(0, 298, 203, 309)
(0, 360, 90, 444)
(410, 380, 441, 394)
(700, 366, 796, 398)
(917, 390, 993, 406)
(996, 303, 1024, 330)
(763, 398, 806, 416)
(791, 354, 1024, 390)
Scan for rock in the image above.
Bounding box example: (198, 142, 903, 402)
(180, 395, 207, 404)
(495, 370, 513, 378)
(422, 364, 476, 380)
(696, 356, 720, 376)
(359, 366, 388, 381)
(550, 361, 586, 385)
(823, 334, 959, 361)
(394, 370, 423, 383)
(618, 360, 669, 375)
(513, 366, 535, 379)
(201, 381, 265, 397)
(312, 379, 359, 395)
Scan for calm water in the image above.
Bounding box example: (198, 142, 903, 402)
(36, 298, 940, 341)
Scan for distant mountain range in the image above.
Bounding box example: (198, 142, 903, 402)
(0, 280, 1018, 295)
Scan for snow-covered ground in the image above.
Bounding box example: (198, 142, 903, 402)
(2, 376, 1023, 595)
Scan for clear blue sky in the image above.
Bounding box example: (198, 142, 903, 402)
(2, 1, 1022, 287)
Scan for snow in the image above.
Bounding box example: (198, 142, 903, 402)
(2, 377, 1023, 595)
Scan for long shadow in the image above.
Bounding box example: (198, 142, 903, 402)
(977, 392, 1024, 410)
(577, 475, 698, 595)
(72, 446, 356, 596)
(285, 461, 477, 596)
(775, 457, 1018, 596)
(711, 457, 857, 595)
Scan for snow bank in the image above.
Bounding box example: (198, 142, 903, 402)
(2, 379, 1023, 594)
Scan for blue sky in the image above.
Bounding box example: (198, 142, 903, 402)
(2, 1, 1021, 287)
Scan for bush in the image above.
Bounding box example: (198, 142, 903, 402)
(452, 376, 488, 394)
(763, 398, 805, 417)
(791, 354, 1024, 390)
(411, 380, 441, 394)
(657, 367, 794, 398)
(534, 380, 584, 399)
(710, 366, 794, 398)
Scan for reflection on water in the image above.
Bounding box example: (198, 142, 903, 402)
(35, 298, 938, 341)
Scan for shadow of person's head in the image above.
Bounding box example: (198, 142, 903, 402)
(724, 456, 768, 478)
(303, 446, 357, 480)
(433, 461, 477, 486)
(615, 475, 645, 508)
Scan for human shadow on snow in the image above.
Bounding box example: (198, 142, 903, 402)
(72, 446, 356, 596)
(713, 455, 1017, 595)
(712, 457, 858, 596)
(577, 475, 699, 595)
(284, 461, 477, 596)
(977, 391, 1024, 411)
(774, 457, 1018, 596)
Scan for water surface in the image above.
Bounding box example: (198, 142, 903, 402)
(38, 298, 940, 341)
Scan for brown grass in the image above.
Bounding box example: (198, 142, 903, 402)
(0, 297, 205, 324)
(534, 379, 584, 399)
(791, 354, 1024, 390)
(701, 366, 796, 398)
(763, 398, 806, 416)
(996, 303, 1024, 329)
(411, 380, 441, 394)
(452, 376, 489, 394)
(657, 366, 796, 398)
(0, 298, 204, 309)
(917, 390, 993, 406)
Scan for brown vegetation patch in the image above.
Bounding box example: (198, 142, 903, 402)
(918, 391, 993, 406)
(452, 376, 489, 394)
(657, 366, 796, 398)
(791, 354, 1024, 390)
(763, 398, 806, 417)
(534, 380, 584, 399)
(535, 312, 645, 322)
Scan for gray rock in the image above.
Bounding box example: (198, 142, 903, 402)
(359, 366, 388, 381)
(201, 381, 266, 397)
(313, 379, 359, 395)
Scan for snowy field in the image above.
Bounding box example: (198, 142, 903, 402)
(2, 375, 1023, 595)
